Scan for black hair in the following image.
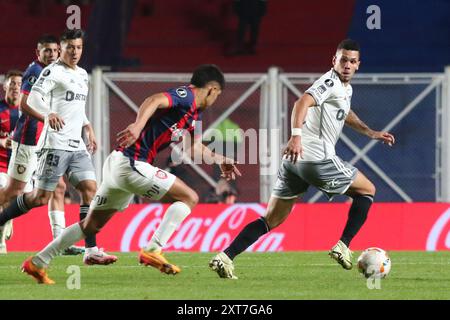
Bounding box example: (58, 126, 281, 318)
(38, 34, 58, 46)
(190, 64, 225, 89)
(337, 39, 360, 52)
(5, 69, 23, 80)
(60, 29, 85, 43)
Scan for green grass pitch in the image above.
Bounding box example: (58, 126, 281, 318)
(1, 252, 449, 300)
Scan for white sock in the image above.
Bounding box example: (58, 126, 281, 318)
(146, 201, 191, 252)
(48, 210, 66, 239)
(33, 223, 85, 268)
(0, 225, 6, 247)
(84, 246, 99, 255)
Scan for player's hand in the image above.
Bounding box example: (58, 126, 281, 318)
(87, 133, 97, 154)
(0, 138, 7, 149)
(371, 131, 395, 147)
(219, 158, 242, 181)
(48, 113, 65, 131)
(117, 123, 142, 148)
(0, 132, 11, 149)
(5, 136, 11, 149)
(283, 135, 303, 163)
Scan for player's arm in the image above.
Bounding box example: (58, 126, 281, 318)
(20, 93, 45, 122)
(188, 134, 241, 181)
(27, 89, 65, 131)
(117, 93, 170, 148)
(27, 71, 65, 131)
(345, 109, 395, 146)
(283, 93, 316, 163)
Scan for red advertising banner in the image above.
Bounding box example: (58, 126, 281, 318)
(5, 203, 450, 252)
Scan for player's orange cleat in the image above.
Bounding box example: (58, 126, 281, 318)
(21, 257, 55, 285)
(138, 249, 181, 275)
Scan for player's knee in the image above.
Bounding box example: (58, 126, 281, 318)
(176, 189, 198, 209)
(54, 181, 66, 198)
(185, 191, 199, 209)
(5, 186, 22, 201)
(366, 182, 376, 197)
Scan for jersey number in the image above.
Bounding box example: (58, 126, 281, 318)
(336, 109, 346, 121)
(46, 154, 60, 167)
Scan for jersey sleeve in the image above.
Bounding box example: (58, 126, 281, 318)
(83, 113, 90, 126)
(305, 77, 336, 106)
(164, 87, 194, 109)
(21, 67, 41, 94)
(30, 67, 57, 97)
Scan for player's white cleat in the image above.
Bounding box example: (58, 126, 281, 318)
(209, 252, 238, 279)
(329, 240, 353, 270)
(83, 248, 117, 265)
(0, 243, 6, 254)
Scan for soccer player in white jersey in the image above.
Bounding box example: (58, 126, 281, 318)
(0, 29, 117, 269)
(209, 39, 396, 279)
(0, 35, 83, 256)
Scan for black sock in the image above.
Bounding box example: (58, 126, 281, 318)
(80, 205, 96, 248)
(0, 195, 30, 226)
(224, 217, 270, 260)
(340, 195, 373, 247)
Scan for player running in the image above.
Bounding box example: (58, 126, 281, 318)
(20, 64, 240, 284)
(209, 39, 396, 279)
(0, 70, 21, 253)
(0, 29, 116, 267)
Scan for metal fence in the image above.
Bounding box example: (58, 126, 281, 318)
(84, 67, 450, 203)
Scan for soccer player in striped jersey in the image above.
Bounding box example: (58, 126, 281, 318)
(0, 70, 21, 253)
(209, 39, 396, 279)
(21, 64, 240, 284)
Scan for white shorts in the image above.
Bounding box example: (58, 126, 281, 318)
(7, 141, 37, 183)
(90, 151, 176, 211)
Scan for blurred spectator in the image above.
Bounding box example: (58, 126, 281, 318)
(165, 155, 194, 184)
(28, 0, 93, 16)
(228, 0, 267, 55)
(206, 178, 239, 204)
(221, 187, 238, 204)
(204, 117, 243, 193)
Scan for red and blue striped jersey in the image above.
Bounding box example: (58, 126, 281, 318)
(0, 99, 19, 172)
(12, 60, 45, 146)
(117, 86, 202, 164)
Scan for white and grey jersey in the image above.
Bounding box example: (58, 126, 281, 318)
(30, 60, 89, 152)
(302, 69, 352, 161)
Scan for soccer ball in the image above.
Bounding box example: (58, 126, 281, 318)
(357, 247, 391, 279)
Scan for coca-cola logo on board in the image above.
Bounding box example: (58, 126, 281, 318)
(426, 208, 450, 251)
(120, 204, 285, 252)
